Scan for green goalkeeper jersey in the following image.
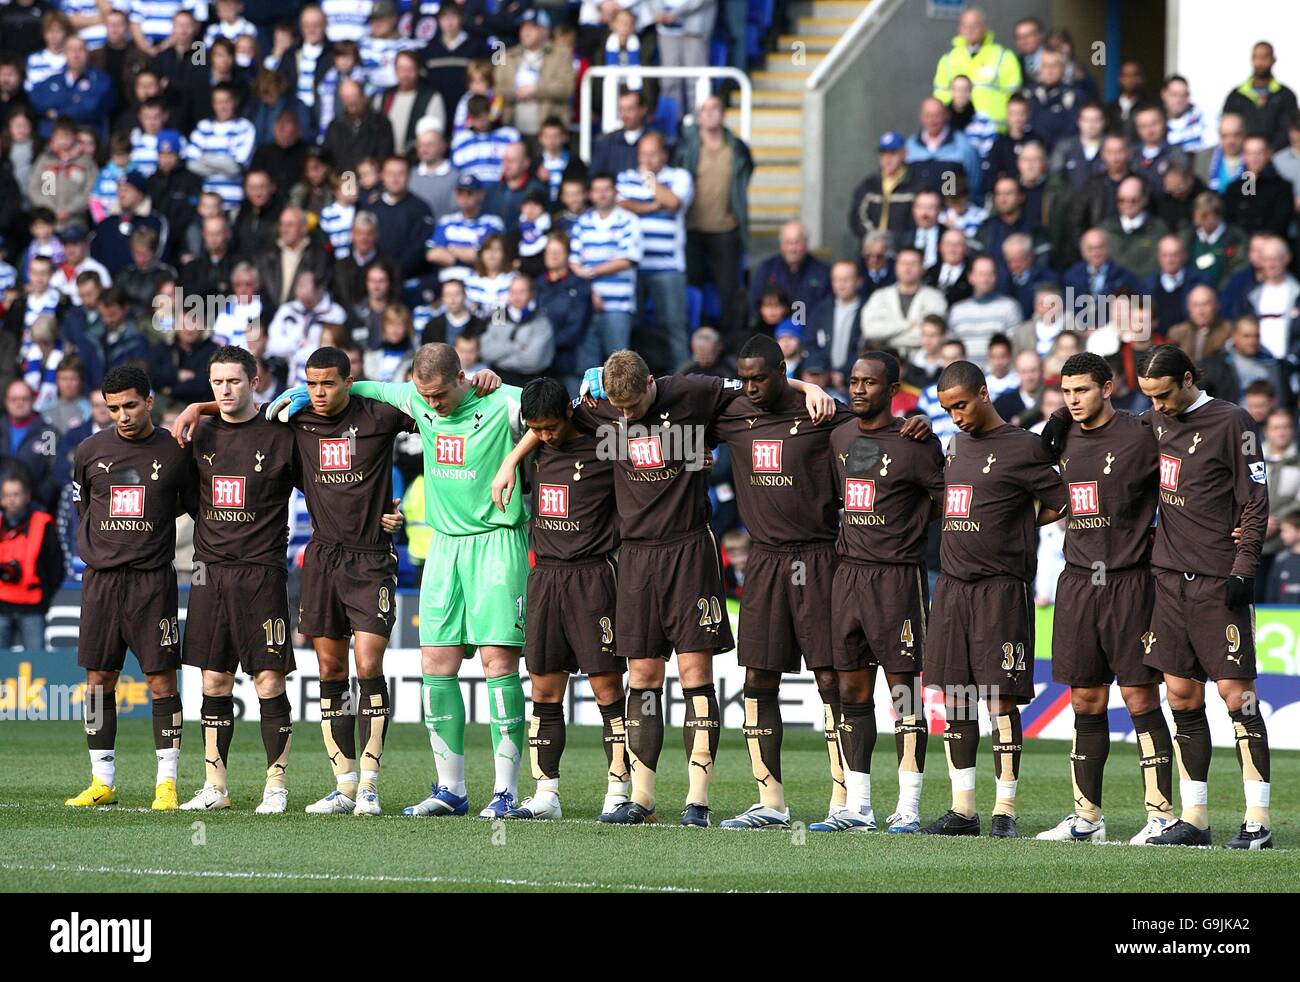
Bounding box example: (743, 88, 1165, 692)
(352, 380, 526, 536)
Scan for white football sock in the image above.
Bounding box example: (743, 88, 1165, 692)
(89, 749, 115, 787)
(155, 748, 179, 783)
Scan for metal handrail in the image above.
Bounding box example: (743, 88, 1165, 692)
(578, 65, 753, 163)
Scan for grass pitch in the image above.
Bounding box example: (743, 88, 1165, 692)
(1, 720, 1297, 892)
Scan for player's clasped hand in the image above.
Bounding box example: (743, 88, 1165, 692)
(492, 460, 517, 512)
(1226, 575, 1254, 607)
(380, 499, 404, 533)
(171, 402, 204, 447)
(579, 367, 605, 404)
(1040, 413, 1068, 458)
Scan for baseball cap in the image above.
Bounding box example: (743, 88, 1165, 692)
(157, 129, 182, 154)
(456, 173, 483, 192)
(775, 319, 803, 341)
(520, 8, 552, 28)
(120, 170, 149, 194)
(522, 186, 550, 208)
(60, 223, 88, 244)
(878, 131, 905, 152)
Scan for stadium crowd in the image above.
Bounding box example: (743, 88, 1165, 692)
(3, 0, 1300, 648)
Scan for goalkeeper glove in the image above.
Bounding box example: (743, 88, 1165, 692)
(265, 385, 310, 422)
(1040, 413, 1068, 459)
(579, 367, 605, 400)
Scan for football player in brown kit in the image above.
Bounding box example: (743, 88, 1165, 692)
(176, 346, 302, 814)
(823, 352, 945, 834)
(496, 377, 628, 820)
(923, 360, 1068, 838)
(66, 365, 195, 812)
(1136, 345, 1272, 849)
(1033, 352, 1176, 845)
(495, 349, 836, 827)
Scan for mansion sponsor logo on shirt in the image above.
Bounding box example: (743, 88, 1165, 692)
(206, 475, 257, 523)
(596, 422, 709, 476)
(101, 486, 153, 531)
(844, 478, 886, 525)
(942, 484, 978, 531)
(314, 434, 365, 484)
(431, 434, 477, 480)
(1067, 480, 1111, 529)
(535, 483, 581, 532)
(1159, 453, 1183, 506)
(749, 440, 793, 487)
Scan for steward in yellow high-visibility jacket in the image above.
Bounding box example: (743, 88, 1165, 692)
(933, 30, 1022, 133)
(401, 475, 432, 564)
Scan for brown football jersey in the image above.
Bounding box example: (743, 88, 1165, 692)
(573, 374, 743, 542)
(1147, 396, 1268, 577)
(940, 423, 1068, 581)
(529, 433, 618, 561)
(831, 417, 946, 564)
(1058, 410, 1160, 572)
(190, 412, 299, 568)
(712, 387, 854, 546)
(293, 395, 417, 551)
(73, 426, 194, 571)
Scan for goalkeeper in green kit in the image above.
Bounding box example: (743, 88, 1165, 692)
(269, 343, 531, 818)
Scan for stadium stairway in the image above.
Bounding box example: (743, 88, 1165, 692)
(733, 0, 874, 247)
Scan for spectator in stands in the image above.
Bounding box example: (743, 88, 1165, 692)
(0, 470, 63, 652)
(409, 122, 459, 224)
(254, 206, 333, 320)
(748, 220, 830, 324)
(267, 269, 346, 382)
(932, 7, 1022, 134)
(857, 230, 896, 301)
(939, 172, 988, 239)
(419, 278, 486, 348)
(484, 141, 547, 232)
(230, 169, 283, 256)
(1221, 232, 1271, 319)
(1223, 134, 1294, 239)
(1201, 112, 1247, 193)
(1244, 235, 1300, 361)
(1150, 150, 1207, 235)
(366, 154, 435, 279)
(1049, 99, 1105, 193)
(150, 310, 218, 406)
(1011, 283, 1066, 357)
(1066, 132, 1135, 263)
(1264, 514, 1300, 604)
(984, 95, 1036, 186)
(591, 89, 650, 179)
(332, 211, 385, 312)
(1201, 315, 1282, 405)
(678, 325, 736, 379)
(1142, 236, 1208, 334)
(947, 254, 1022, 365)
(1182, 191, 1247, 289)
(1244, 379, 1277, 425)
(1012, 16, 1045, 82)
(1016, 140, 1053, 233)
(27, 117, 96, 232)
(653, 0, 716, 114)
(420, 2, 490, 132)
(185, 82, 256, 210)
(992, 348, 1045, 426)
(46, 355, 89, 435)
(1105, 59, 1147, 136)
(323, 78, 394, 175)
(1063, 228, 1138, 322)
(1167, 284, 1231, 361)
(849, 131, 919, 241)
(975, 176, 1050, 274)
(751, 286, 791, 337)
(1025, 50, 1080, 152)
(210, 262, 263, 349)
(1223, 41, 1298, 151)
(983, 334, 1020, 400)
(0, 379, 59, 512)
(925, 228, 972, 306)
(116, 227, 177, 319)
(906, 314, 948, 390)
(28, 35, 112, 141)
(1262, 409, 1300, 566)
(513, 188, 552, 278)
(905, 97, 981, 197)
(675, 93, 751, 345)
(349, 261, 400, 346)
(998, 232, 1057, 318)
(1272, 111, 1300, 202)
(180, 215, 234, 300)
(807, 260, 865, 385)
(1160, 74, 1211, 154)
(425, 173, 505, 283)
(146, 131, 202, 268)
(50, 223, 109, 303)
(894, 189, 944, 271)
(363, 303, 417, 384)
(1102, 175, 1168, 279)
(859, 246, 946, 357)
(571, 171, 641, 367)
(914, 336, 966, 449)
(616, 131, 693, 373)
(450, 92, 520, 186)
(493, 9, 573, 137)
(273, 3, 332, 131)
(464, 232, 516, 317)
(478, 274, 554, 386)
(373, 50, 445, 156)
(1045, 27, 1099, 102)
(535, 231, 592, 392)
(1129, 103, 1173, 193)
(251, 110, 309, 200)
(535, 115, 575, 204)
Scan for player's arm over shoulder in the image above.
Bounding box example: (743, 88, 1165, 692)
(350, 379, 418, 419)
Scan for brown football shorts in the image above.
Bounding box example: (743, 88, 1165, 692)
(924, 573, 1036, 703)
(1051, 564, 1160, 687)
(832, 560, 929, 675)
(78, 565, 180, 675)
(524, 556, 624, 676)
(183, 563, 296, 676)
(737, 541, 837, 673)
(298, 540, 399, 640)
(1145, 568, 1257, 682)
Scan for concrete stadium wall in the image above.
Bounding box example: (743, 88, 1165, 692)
(1167, 0, 1300, 117)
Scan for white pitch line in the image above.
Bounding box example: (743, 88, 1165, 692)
(0, 859, 748, 893)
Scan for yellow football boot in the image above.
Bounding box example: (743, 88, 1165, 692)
(151, 778, 179, 811)
(66, 777, 117, 807)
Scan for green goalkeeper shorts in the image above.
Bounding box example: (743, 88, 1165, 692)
(419, 525, 530, 648)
